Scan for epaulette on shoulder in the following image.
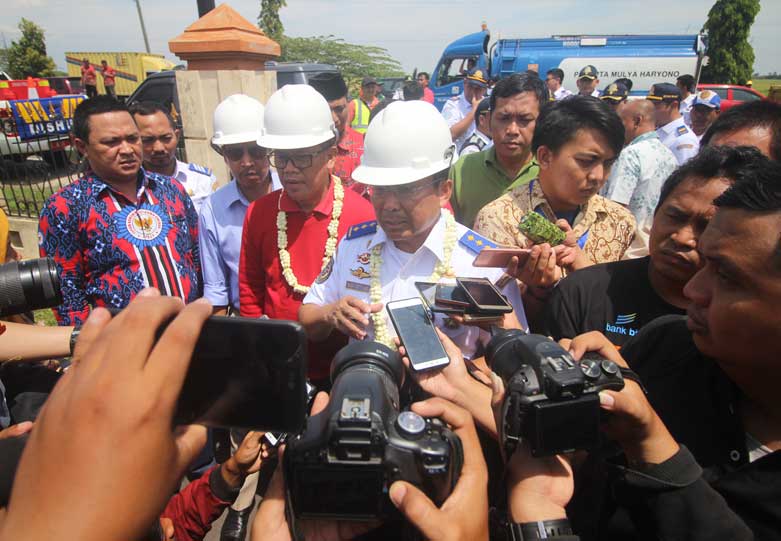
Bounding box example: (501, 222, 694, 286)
(459, 229, 497, 254)
(188, 163, 213, 176)
(676, 125, 689, 137)
(346, 220, 377, 240)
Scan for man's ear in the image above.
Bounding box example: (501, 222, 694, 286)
(536, 145, 553, 169)
(438, 178, 453, 207)
(73, 137, 88, 157)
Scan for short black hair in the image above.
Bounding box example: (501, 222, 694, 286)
(402, 81, 424, 101)
(614, 77, 633, 91)
(418, 72, 430, 80)
(489, 73, 546, 113)
(72, 95, 130, 142)
(546, 68, 564, 83)
(128, 101, 177, 130)
(713, 151, 781, 212)
(676, 74, 695, 92)
(655, 145, 767, 213)
(531, 95, 624, 156)
(701, 101, 781, 162)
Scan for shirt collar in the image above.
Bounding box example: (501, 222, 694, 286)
(459, 92, 471, 110)
(629, 131, 660, 146)
(658, 117, 683, 136)
(337, 127, 360, 151)
(87, 167, 154, 197)
(369, 209, 449, 263)
(485, 147, 537, 179)
(226, 178, 251, 207)
(278, 175, 335, 216)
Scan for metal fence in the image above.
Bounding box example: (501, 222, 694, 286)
(0, 111, 81, 219)
(0, 113, 187, 219)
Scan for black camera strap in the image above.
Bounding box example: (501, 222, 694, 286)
(618, 367, 648, 394)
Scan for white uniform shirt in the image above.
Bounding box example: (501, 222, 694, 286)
(656, 117, 699, 165)
(459, 129, 493, 157)
(174, 160, 217, 215)
(554, 87, 573, 100)
(680, 94, 695, 127)
(304, 210, 528, 359)
(441, 93, 475, 151)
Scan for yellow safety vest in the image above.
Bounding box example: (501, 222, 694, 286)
(351, 98, 371, 134)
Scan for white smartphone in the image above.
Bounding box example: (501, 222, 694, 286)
(386, 298, 450, 372)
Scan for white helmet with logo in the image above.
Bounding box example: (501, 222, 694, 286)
(257, 84, 337, 150)
(352, 100, 455, 186)
(211, 94, 265, 148)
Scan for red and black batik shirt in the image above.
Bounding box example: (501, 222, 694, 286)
(39, 169, 201, 326)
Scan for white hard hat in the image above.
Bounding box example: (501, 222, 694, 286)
(257, 84, 337, 150)
(352, 100, 455, 186)
(211, 94, 264, 147)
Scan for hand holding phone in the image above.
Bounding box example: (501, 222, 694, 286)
(386, 298, 450, 372)
(457, 277, 513, 315)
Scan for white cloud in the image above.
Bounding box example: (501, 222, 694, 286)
(1, 0, 779, 75)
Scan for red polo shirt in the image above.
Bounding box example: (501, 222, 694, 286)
(332, 127, 365, 196)
(422, 87, 434, 104)
(239, 177, 375, 380)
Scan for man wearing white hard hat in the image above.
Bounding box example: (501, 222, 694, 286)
(199, 94, 278, 317)
(239, 84, 374, 383)
(300, 100, 527, 421)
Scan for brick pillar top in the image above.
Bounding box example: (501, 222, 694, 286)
(169, 3, 281, 70)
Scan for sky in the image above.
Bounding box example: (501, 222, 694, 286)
(2, 0, 780, 76)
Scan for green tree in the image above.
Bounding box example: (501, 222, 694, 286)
(7, 18, 56, 79)
(701, 0, 760, 84)
(280, 35, 405, 91)
(258, 0, 287, 43)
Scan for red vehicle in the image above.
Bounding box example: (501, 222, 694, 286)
(696, 84, 765, 111)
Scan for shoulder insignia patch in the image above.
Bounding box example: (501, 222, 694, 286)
(315, 256, 334, 284)
(346, 220, 377, 240)
(676, 125, 689, 137)
(188, 163, 213, 176)
(459, 230, 497, 254)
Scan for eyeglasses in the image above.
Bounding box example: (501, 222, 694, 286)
(269, 148, 328, 170)
(223, 144, 268, 162)
(371, 178, 439, 200)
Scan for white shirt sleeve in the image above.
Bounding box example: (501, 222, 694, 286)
(303, 238, 348, 306)
(441, 100, 463, 128)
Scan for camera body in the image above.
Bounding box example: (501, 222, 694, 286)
(284, 341, 462, 521)
(487, 330, 624, 457)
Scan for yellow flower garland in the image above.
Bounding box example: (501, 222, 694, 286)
(277, 176, 344, 296)
(370, 211, 457, 346)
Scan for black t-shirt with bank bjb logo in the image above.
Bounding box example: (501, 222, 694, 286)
(542, 256, 685, 348)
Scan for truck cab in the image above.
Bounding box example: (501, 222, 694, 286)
(430, 30, 490, 110)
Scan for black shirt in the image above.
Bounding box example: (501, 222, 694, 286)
(543, 256, 685, 346)
(618, 315, 780, 540)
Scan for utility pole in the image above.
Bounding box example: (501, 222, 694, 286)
(134, 0, 151, 53)
(196, 0, 215, 18)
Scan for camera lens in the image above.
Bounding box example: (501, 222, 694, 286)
(0, 258, 62, 317)
(330, 341, 405, 387)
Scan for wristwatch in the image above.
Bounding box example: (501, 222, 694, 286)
(69, 327, 81, 356)
(508, 519, 573, 540)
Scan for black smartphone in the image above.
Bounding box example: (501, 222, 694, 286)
(386, 298, 450, 372)
(107, 309, 308, 432)
(414, 281, 464, 314)
(263, 382, 317, 448)
(435, 284, 471, 307)
(456, 277, 513, 314)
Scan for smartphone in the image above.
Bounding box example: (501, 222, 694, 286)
(435, 284, 471, 307)
(263, 382, 317, 448)
(415, 282, 464, 315)
(107, 309, 308, 432)
(456, 277, 513, 314)
(472, 247, 532, 268)
(386, 298, 450, 372)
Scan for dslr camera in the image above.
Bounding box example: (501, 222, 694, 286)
(487, 330, 624, 457)
(0, 257, 61, 317)
(284, 341, 463, 521)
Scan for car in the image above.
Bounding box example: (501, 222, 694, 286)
(126, 62, 339, 129)
(376, 77, 407, 100)
(696, 84, 766, 111)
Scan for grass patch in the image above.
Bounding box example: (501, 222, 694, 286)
(2, 182, 56, 218)
(34, 308, 58, 327)
(752, 79, 781, 96)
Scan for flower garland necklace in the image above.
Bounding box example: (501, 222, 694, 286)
(370, 210, 457, 347)
(277, 176, 344, 295)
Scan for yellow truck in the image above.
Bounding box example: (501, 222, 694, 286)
(65, 52, 176, 99)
